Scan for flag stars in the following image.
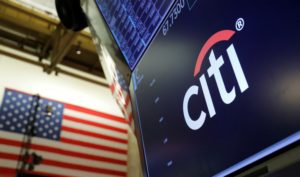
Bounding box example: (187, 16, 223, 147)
(7, 112, 13, 117)
(0, 90, 63, 141)
(9, 105, 15, 109)
(1, 115, 6, 120)
(9, 104, 15, 109)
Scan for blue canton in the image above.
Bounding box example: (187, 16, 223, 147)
(0, 89, 64, 140)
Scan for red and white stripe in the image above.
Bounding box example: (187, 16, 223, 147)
(0, 103, 128, 177)
(109, 78, 135, 131)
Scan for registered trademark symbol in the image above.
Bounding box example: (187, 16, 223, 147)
(235, 18, 245, 31)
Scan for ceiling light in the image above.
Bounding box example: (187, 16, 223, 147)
(75, 42, 81, 55)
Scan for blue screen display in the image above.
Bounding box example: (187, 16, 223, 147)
(130, 0, 300, 176)
(95, 0, 175, 70)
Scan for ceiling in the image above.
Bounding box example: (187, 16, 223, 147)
(15, 0, 57, 15)
(0, 0, 106, 83)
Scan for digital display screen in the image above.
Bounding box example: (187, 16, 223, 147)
(130, 0, 300, 177)
(95, 0, 175, 70)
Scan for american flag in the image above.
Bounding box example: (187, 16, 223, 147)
(109, 69, 134, 131)
(0, 88, 128, 177)
(98, 44, 134, 131)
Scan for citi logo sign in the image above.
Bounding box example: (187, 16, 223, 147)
(183, 24, 249, 130)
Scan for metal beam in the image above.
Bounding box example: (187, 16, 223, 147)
(0, 0, 96, 53)
(44, 24, 79, 74)
(0, 48, 108, 87)
(0, 27, 41, 49)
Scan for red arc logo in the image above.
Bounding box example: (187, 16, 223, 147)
(193, 30, 236, 77)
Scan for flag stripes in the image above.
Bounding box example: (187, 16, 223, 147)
(63, 115, 128, 134)
(0, 138, 126, 165)
(0, 152, 127, 176)
(64, 104, 126, 124)
(61, 126, 127, 144)
(109, 79, 135, 131)
(63, 109, 127, 130)
(0, 88, 129, 177)
(0, 159, 124, 177)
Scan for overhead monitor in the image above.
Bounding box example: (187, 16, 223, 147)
(130, 0, 300, 176)
(95, 0, 176, 70)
